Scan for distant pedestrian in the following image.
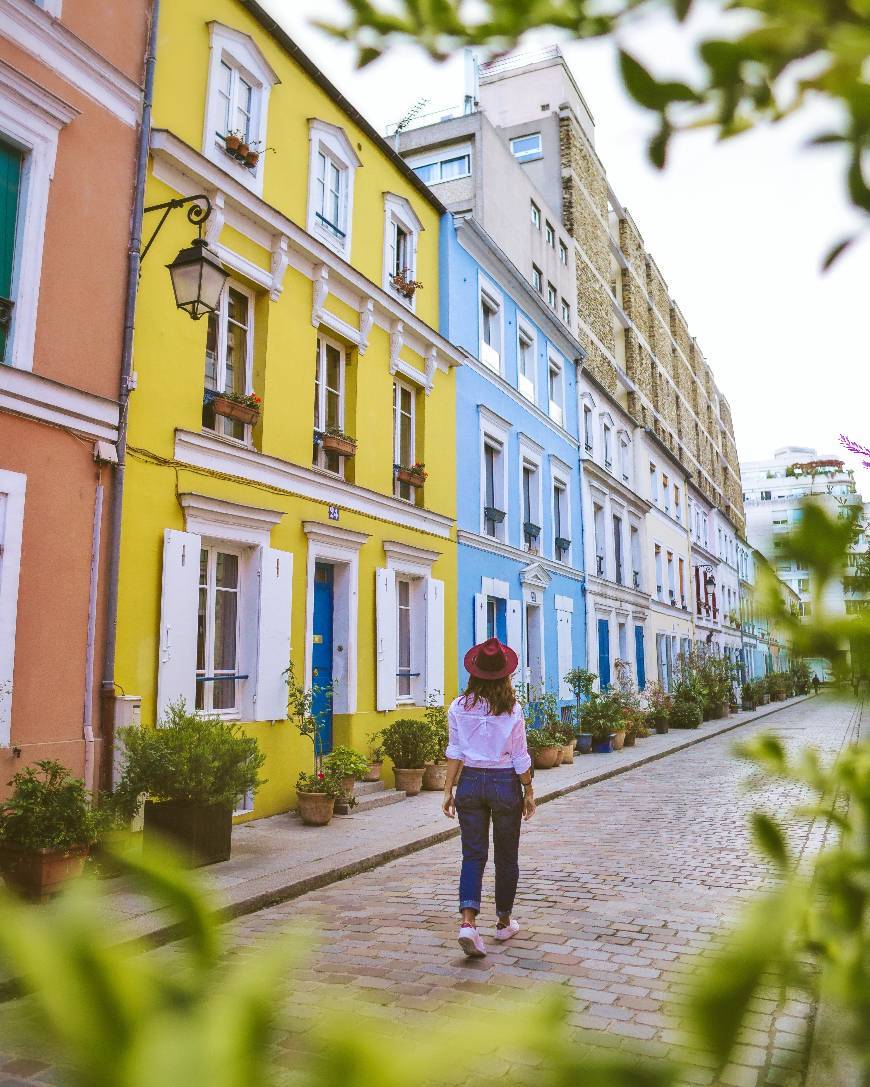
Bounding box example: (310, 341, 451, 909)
(812, 674, 821, 695)
(442, 638, 535, 958)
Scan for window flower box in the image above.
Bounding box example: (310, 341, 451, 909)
(555, 536, 571, 554)
(207, 390, 261, 426)
(523, 521, 541, 540)
(318, 429, 357, 458)
(390, 270, 423, 299)
(222, 133, 267, 170)
(395, 463, 427, 487)
(484, 506, 505, 524)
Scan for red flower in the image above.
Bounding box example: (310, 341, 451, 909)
(317, 772, 324, 780)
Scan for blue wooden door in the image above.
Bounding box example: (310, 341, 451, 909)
(634, 625, 646, 689)
(312, 563, 334, 756)
(597, 619, 610, 689)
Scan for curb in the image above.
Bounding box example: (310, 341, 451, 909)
(0, 694, 811, 1001)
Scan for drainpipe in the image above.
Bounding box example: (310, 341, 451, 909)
(99, 0, 159, 789)
(83, 468, 104, 792)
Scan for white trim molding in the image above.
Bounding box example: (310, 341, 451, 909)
(0, 361, 118, 439)
(458, 528, 585, 583)
(0, 469, 25, 746)
(0, 0, 142, 126)
(175, 429, 455, 539)
(0, 59, 78, 373)
(383, 539, 440, 577)
(178, 492, 284, 547)
(306, 118, 361, 259)
(383, 191, 423, 309)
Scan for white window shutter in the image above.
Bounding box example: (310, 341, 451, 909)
(157, 529, 201, 721)
(386, 218, 396, 278)
(425, 578, 445, 705)
(556, 608, 573, 701)
(376, 568, 397, 712)
(473, 592, 487, 644)
(253, 547, 293, 721)
(506, 600, 523, 690)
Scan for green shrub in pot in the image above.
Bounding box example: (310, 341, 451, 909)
(379, 717, 431, 796)
(114, 701, 266, 866)
(321, 746, 369, 807)
(0, 760, 102, 899)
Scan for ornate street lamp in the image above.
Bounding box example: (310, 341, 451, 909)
(140, 194, 229, 320)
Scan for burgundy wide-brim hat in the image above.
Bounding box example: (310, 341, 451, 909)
(464, 637, 519, 680)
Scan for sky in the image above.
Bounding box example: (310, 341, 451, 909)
(263, 0, 870, 493)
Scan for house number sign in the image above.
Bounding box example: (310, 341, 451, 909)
(328, 505, 340, 521)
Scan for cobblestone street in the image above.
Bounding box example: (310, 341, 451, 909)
(0, 695, 861, 1087)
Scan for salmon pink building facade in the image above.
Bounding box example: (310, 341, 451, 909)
(0, 0, 149, 793)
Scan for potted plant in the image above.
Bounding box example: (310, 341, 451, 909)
(322, 746, 369, 812)
(295, 770, 343, 827)
(670, 691, 703, 730)
(114, 702, 265, 867)
(379, 718, 430, 795)
(526, 727, 563, 769)
(422, 697, 449, 791)
(224, 130, 242, 153)
(207, 389, 262, 426)
(588, 718, 617, 754)
(390, 270, 424, 299)
(395, 462, 427, 488)
(575, 729, 593, 754)
(645, 682, 672, 734)
(364, 735, 385, 782)
(0, 761, 101, 900)
(579, 690, 622, 753)
(318, 427, 357, 459)
(564, 668, 597, 754)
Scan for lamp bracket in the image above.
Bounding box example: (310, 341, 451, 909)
(140, 194, 212, 265)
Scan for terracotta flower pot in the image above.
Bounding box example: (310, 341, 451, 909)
(654, 721, 670, 735)
(321, 434, 356, 458)
(422, 762, 448, 790)
(341, 775, 356, 798)
(363, 761, 382, 782)
(393, 767, 425, 796)
(296, 791, 335, 827)
(238, 142, 249, 158)
(225, 133, 241, 152)
(211, 395, 260, 426)
(623, 733, 636, 747)
(561, 742, 575, 764)
(245, 150, 260, 167)
(0, 844, 89, 901)
(612, 729, 626, 751)
(533, 745, 562, 770)
(396, 468, 425, 488)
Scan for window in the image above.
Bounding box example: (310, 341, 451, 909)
(510, 133, 542, 162)
(654, 545, 664, 600)
(0, 471, 25, 745)
(619, 438, 630, 483)
(603, 423, 612, 471)
(530, 202, 541, 229)
(383, 194, 422, 303)
(667, 552, 675, 603)
(486, 596, 507, 641)
(594, 503, 606, 576)
(412, 152, 471, 184)
(613, 515, 624, 584)
(517, 323, 536, 401)
(679, 558, 686, 605)
(203, 283, 254, 442)
(559, 240, 568, 265)
(313, 335, 346, 475)
(760, 490, 772, 501)
(583, 405, 594, 454)
(547, 282, 557, 309)
(548, 359, 564, 426)
(663, 474, 670, 513)
(531, 265, 542, 293)
(0, 137, 22, 364)
(560, 298, 570, 324)
(545, 222, 555, 247)
(196, 548, 241, 714)
(393, 380, 415, 501)
(674, 483, 681, 520)
(396, 577, 413, 699)
(553, 482, 569, 561)
(479, 284, 502, 372)
(630, 525, 641, 589)
(307, 120, 360, 256)
(521, 462, 541, 551)
(204, 24, 278, 193)
(481, 414, 509, 541)
(650, 463, 658, 501)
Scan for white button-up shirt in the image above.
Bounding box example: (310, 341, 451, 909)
(445, 696, 532, 774)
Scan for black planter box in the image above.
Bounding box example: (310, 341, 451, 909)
(143, 800, 233, 867)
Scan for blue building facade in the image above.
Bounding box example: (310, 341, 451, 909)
(441, 214, 587, 703)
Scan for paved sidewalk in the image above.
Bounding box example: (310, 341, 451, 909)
(93, 697, 809, 945)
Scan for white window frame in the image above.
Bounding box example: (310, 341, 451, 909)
(559, 240, 568, 266)
(545, 221, 555, 247)
(531, 265, 542, 293)
(382, 540, 442, 709)
(382, 193, 423, 308)
(0, 65, 77, 372)
(393, 378, 416, 501)
(551, 458, 572, 564)
(306, 119, 361, 258)
(196, 544, 243, 717)
(204, 280, 255, 444)
(560, 298, 570, 325)
(479, 408, 510, 541)
(405, 143, 472, 185)
(313, 334, 347, 475)
(530, 201, 541, 229)
(0, 470, 26, 746)
(548, 355, 564, 427)
(618, 432, 630, 484)
(547, 282, 557, 310)
(518, 436, 543, 553)
(203, 22, 279, 196)
(516, 314, 537, 403)
(650, 462, 659, 502)
(478, 277, 503, 374)
(580, 391, 596, 454)
(510, 132, 542, 162)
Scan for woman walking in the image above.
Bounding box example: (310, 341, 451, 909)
(442, 638, 535, 958)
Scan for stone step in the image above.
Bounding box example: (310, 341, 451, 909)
(353, 779, 388, 796)
(352, 788, 407, 812)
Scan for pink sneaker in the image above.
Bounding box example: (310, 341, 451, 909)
(495, 919, 520, 941)
(458, 924, 487, 958)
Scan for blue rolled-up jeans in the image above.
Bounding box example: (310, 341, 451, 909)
(455, 767, 523, 916)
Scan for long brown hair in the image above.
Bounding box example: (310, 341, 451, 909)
(461, 675, 517, 717)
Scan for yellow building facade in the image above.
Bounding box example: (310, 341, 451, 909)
(117, 0, 461, 818)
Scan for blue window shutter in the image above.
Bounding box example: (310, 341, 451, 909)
(634, 625, 646, 689)
(597, 619, 610, 689)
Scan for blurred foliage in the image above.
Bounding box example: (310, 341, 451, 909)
(321, 0, 868, 265)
